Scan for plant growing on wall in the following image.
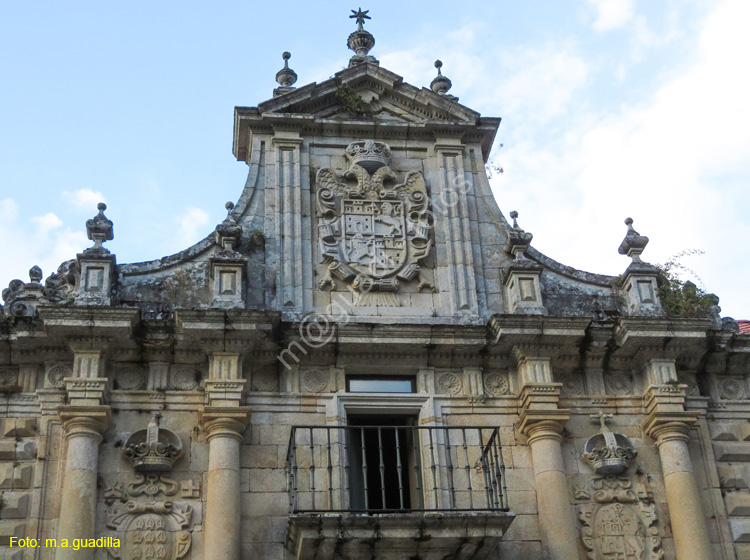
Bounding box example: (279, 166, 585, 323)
(655, 250, 718, 318)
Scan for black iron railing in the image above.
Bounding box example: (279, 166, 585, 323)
(285, 425, 508, 514)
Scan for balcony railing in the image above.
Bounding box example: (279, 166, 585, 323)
(285, 425, 508, 514)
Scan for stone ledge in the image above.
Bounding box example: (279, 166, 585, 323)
(286, 511, 515, 560)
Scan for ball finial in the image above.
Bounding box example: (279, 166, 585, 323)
(97, 202, 107, 212)
(435, 60, 443, 70)
(225, 201, 235, 211)
(282, 51, 291, 61)
(624, 217, 633, 226)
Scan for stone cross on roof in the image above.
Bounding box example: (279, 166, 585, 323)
(590, 410, 614, 432)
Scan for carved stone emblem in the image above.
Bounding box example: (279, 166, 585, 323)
(116, 367, 146, 391)
(301, 368, 329, 393)
(437, 372, 462, 395)
(560, 372, 584, 396)
(106, 502, 192, 560)
(252, 366, 278, 392)
(578, 477, 662, 560)
(483, 373, 510, 396)
(581, 412, 637, 476)
(107, 416, 194, 559)
(171, 365, 200, 391)
(316, 140, 433, 297)
(605, 373, 633, 395)
(719, 377, 745, 400)
(47, 365, 72, 389)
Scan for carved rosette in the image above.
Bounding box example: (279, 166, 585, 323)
(171, 365, 200, 391)
(604, 373, 633, 395)
(559, 372, 584, 396)
(437, 372, 463, 396)
(252, 366, 279, 392)
(301, 368, 329, 393)
(483, 372, 510, 396)
(719, 377, 746, 400)
(115, 367, 146, 391)
(316, 141, 433, 297)
(577, 477, 662, 560)
(47, 364, 72, 389)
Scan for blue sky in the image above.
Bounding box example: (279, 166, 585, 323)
(1, 0, 748, 318)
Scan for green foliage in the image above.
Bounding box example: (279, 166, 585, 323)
(655, 250, 718, 318)
(334, 86, 374, 117)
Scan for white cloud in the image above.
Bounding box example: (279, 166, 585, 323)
(0, 199, 88, 288)
(176, 207, 210, 246)
(587, 0, 635, 31)
(493, 0, 750, 317)
(63, 188, 106, 209)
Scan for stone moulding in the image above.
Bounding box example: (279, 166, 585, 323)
(286, 512, 516, 560)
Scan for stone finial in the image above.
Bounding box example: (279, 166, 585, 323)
(274, 51, 298, 97)
(85, 202, 114, 254)
(581, 411, 637, 475)
(347, 7, 376, 65)
(503, 210, 534, 260)
(28, 266, 42, 284)
(618, 217, 649, 263)
(123, 414, 183, 473)
(215, 201, 242, 252)
(430, 60, 453, 96)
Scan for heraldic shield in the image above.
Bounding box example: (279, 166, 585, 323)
(106, 502, 192, 560)
(316, 140, 433, 294)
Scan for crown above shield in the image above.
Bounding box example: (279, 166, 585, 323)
(123, 415, 183, 473)
(345, 140, 392, 173)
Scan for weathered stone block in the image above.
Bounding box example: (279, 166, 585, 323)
(726, 492, 750, 516)
(714, 443, 750, 462)
(0, 440, 16, 460)
(710, 423, 741, 442)
(0, 520, 25, 545)
(0, 493, 30, 519)
(730, 517, 750, 543)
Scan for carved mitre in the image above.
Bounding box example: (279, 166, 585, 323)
(345, 140, 392, 173)
(124, 415, 183, 473)
(582, 430, 637, 476)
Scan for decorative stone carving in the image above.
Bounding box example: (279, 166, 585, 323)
(123, 415, 183, 473)
(106, 501, 193, 560)
(604, 373, 633, 395)
(115, 367, 146, 391)
(0, 367, 18, 390)
(85, 202, 114, 255)
(301, 368, 329, 393)
(252, 366, 279, 392)
(677, 373, 699, 396)
(316, 140, 433, 299)
(274, 51, 298, 97)
(46, 364, 72, 389)
(347, 8, 376, 65)
(578, 477, 662, 560)
(483, 372, 510, 396)
(2, 266, 45, 317)
(437, 371, 463, 395)
(719, 377, 746, 400)
(126, 474, 179, 498)
(43, 259, 79, 304)
(559, 372, 585, 396)
(171, 365, 200, 391)
(582, 412, 637, 476)
(430, 60, 456, 100)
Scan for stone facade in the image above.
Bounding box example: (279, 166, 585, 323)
(1, 11, 748, 560)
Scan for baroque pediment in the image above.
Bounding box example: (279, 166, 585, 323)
(255, 62, 480, 124)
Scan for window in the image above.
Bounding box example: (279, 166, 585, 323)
(346, 415, 422, 512)
(346, 375, 416, 393)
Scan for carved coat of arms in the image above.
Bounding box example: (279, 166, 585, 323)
(316, 140, 433, 298)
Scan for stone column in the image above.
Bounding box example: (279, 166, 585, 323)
(643, 386, 712, 560)
(518, 387, 578, 560)
(201, 407, 250, 560)
(56, 406, 110, 560)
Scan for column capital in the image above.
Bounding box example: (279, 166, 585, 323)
(518, 409, 571, 444)
(58, 405, 111, 441)
(200, 406, 251, 442)
(641, 384, 699, 445)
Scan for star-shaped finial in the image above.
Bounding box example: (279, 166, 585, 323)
(350, 8, 370, 30)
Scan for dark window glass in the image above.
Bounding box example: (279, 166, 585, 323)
(346, 376, 416, 393)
